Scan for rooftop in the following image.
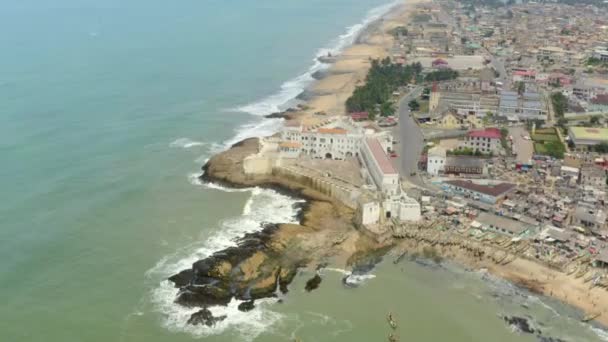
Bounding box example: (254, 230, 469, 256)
(318, 128, 348, 135)
(468, 127, 502, 139)
(365, 138, 397, 175)
(569, 127, 608, 141)
(476, 212, 530, 235)
(445, 180, 516, 197)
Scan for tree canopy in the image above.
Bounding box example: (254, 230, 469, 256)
(345, 59, 422, 117)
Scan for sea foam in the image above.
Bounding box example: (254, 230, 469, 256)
(235, 0, 399, 117)
(156, 1, 399, 338)
(169, 138, 205, 149)
(148, 187, 304, 340)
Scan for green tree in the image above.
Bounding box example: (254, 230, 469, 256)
(345, 60, 423, 114)
(516, 81, 526, 95)
(595, 142, 608, 153)
(425, 69, 459, 82)
(408, 100, 420, 112)
(380, 101, 395, 117)
(551, 92, 568, 118)
(544, 141, 566, 159)
(590, 115, 601, 125)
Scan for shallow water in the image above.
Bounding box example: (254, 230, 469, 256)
(1, 0, 607, 341)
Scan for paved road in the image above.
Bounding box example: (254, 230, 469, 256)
(392, 86, 425, 187)
(509, 126, 534, 164)
(488, 53, 509, 90)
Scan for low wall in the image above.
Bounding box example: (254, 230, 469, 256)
(272, 166, 359, 209)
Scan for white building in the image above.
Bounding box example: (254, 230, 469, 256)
(360, 137, 400, 196)
(593, 47, 608, 62)
(427, 146, 446, 176)
(385, 195, 421, 221)
(359, 200, 381, 226)
(280, 117, 364, 160)
(461, 128, 502, 154)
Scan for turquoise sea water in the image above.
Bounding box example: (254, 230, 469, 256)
(1, 1, 608, 341)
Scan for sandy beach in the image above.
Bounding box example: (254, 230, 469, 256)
(278, 0, 608, 326)
(195, 0, 608, 330)
(289, 0, 426, 127)
(394, 225, 608, 327)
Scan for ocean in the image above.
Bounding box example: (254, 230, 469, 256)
(0, 0, 607, 341)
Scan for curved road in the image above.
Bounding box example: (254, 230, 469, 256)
(392, 86, 426, 187)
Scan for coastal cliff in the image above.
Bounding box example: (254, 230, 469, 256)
(169, 138, 391, 324)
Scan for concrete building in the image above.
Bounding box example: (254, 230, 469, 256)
(360, 137, 400, 196)
(280, 117, 365, 160)
(442, 180, 516, 204)
(498, 90, 547, 121)
(475, 212, 533, 237)
(568, 127, 608, 151)
(461, 127, 502, 154)
(593, 47, 608, 62)
(573, 205, 607, 233)
(427, 146, 446, 176)
(359, 200, 381, 226)
(580, 164, 606, 188)
(444, 156, 485, 175)
(384, 195, 421, 221)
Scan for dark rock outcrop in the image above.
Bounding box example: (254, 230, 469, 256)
(237, 300, 255, 312)
(503, 315, 536, 334)
(170, 223, 301, 308)
(304, 274, 322, 292)
(187, 307, 226, 327)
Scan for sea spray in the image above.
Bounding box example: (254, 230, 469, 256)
(148, 187, 305, 339)
(169, 138, 205, 149)
(235, 0, 400, 117)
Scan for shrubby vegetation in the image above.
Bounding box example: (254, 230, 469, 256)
(448, 147, 493, 157)
(551, 92, 568, 118)
(346, 59, 422, 119)
(425, 69, 459, 82)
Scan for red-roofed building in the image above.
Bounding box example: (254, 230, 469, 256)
(513, 70, 536, 82)
(350, 112, 369, 121)
(361, 138, 400, 196)
(461, 128, 502, 154)
(432, 58, 449, 68)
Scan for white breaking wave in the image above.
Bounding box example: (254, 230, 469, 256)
(187, 172, 255, 193)
(220, 118, 285, 152)
(155, 1, 400, 338)
(590, 326, 608, 342)
(148, 187, 305, 340)
(235, 0, 399, 117)
(322, 267, 376, 286)
(170, 138, 205, 149)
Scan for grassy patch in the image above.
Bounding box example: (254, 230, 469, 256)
(419, 100, 429, 113)
(534, 128, 557, 135)
(531, 133, 560, 142)
(534, 143, 548, 154)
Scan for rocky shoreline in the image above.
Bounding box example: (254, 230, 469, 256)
(168, 138, 393, 325)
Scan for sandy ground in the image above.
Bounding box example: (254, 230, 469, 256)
(251, 0, 608, 327)
(397, 232, 608, 327)
(291, 0, 428, 127)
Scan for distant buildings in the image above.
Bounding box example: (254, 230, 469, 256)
(593, 46, 608, 62)
(498, 90, 547, 121)
(567, 127, 608, 151)
(573, 205, 607, 233)
(444, 156, 485, 176)
(475, 212, 533, 237)
(580, 164, 606, 188)
(427, 146, 446, 176)
(461, 127, 502, 154)
(442, 180, 516, 204)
